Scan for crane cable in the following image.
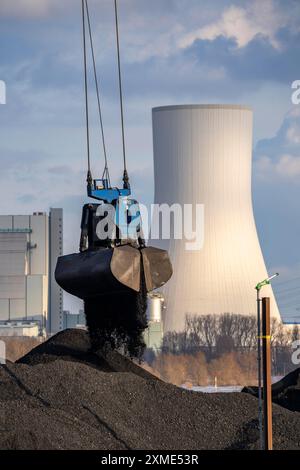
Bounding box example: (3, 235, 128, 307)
(85, 0, 111, 185)
(114, 0, 130, 189)
(82, 0, 129, 188)
(81, 0, 111, 184)
(81, 0, 91, 183)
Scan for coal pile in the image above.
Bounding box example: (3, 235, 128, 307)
(0, 329, 300, 450)
(243, 367, 300, 412)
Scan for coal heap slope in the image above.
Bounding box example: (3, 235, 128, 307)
(243, 367, 300, 412)
(17, 329, 153, 380)
(0, 329, 299, 450)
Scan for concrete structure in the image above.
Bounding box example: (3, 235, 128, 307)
(0, 209, 63, 336)
(63, 309, 86, 330)
(152, 104, 281, 332)
(144, 292, 164, 351)
(49, 208, 63, 333)
(0, 322, 39, 337)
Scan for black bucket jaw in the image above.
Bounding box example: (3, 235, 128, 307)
(55, 245, 172, 299)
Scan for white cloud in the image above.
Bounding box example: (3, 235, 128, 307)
(124, 23, 185, 62)
(255, 154, 300, 180)
(286, 125, 300, 144)
(0, 0, 54, 18)
(255, 155, 273, 179)
(178, 0, 294, 50)
(0, 0, 98, 18)
(275, 154, 300, 178)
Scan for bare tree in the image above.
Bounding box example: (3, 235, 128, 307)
(158, 313, 296, 377)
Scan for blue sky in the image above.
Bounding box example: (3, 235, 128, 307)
(0, 0, 300, 319)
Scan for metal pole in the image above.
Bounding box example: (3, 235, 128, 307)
(256, 288, 263, 449)
(262, 297, 273, 450)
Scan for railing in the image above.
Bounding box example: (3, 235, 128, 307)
(0, 229, 32, 233)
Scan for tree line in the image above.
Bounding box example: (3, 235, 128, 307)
(144, 313, 299, 385)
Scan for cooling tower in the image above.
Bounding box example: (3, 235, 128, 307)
(152, 104, 281, 332)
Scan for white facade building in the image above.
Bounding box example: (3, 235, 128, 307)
(0, 209, 63, 336)
(49, 208, 63, 333)
(152, 104, 281, 332)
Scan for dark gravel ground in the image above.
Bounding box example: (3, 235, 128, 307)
(0, 329, 299, 450)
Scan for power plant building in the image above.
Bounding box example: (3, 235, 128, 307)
(0, 209, 63, 336)
(152, 104, 281, 332)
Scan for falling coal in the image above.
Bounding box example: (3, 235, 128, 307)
(84, 270, 148, 359)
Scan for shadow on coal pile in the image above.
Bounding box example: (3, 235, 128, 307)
(225, 418, 260, 450)
(17, 328, 155, 380)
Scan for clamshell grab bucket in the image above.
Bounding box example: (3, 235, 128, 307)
(55, 245, 172, 299)
(141, 246, 173, 292)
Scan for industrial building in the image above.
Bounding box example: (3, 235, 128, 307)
(63, 309, 86, 330)
(144, 292, 164, 352)
(152, 104, 281, 332)
(0, 209, 63, 336)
